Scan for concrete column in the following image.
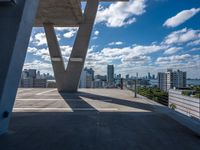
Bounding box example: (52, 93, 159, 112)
(44, 24, 66, 91)
(61, 0, 99, 92)
(0, 0, 39, 135)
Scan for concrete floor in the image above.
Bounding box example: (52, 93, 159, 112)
(0, 88, 200, 150)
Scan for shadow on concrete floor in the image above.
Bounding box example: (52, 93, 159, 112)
(60, 91, 155, 112)
(0, 111, 200, 150)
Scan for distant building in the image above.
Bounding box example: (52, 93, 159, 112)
(21, 78, 34, 88)
(158, 69, 186, 92)
(79, 67, 94, 88)
(116, 74, 122, 79)
(152, 74, 155, 80)
(84, 67, 94, 80)
(107, 65, 114, 86)
(33, 79, 47, 88)
(148, 72, 151, 79)
(158, 72, 167, 91)
(20, 69, 47, 88)
(125, 74, 129, 80)
(95, 75, 106, 81)
(93, 79, 103, 88)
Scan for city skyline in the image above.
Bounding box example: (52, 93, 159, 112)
(25, 0, 200, 78)
(22, 66, 200, 80)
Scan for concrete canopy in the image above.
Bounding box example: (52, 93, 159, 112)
(35, 0, 83, 27)
(35, 0, 128, 27)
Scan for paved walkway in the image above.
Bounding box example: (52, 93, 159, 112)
(0, 88, 199, 150)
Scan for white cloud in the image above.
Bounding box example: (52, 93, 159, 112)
(60, 45, 73, 62)
(122, 55, 151, 64)
(156, 54, 192, 65)
(96, 0, 146, 27)
(101, 44, 164, 59)
(33, 33, 47, 46)
(187, 39, 200, 46)
(24, 60, 52, 74)
(27, 45, 72, 62)
(84, 44, 164, 74)
(189, 47, 200, 52)
(92, 30, 100, 40)
(94, 30, 100, 36)
(55, 27, 72, 31)
(164, 47, 182, 55)
(108, 41, 123, 46)
(63, 28, 78, 38)
(163, 8, 200, 28)
(31, 32, 61, 46)
(27, 47, 37, 53)
(163, 28, 200, 45)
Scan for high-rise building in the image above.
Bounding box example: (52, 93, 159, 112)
(20, 69, 47, 88)
(172, 70, 187, 88)
(84, 67, 94, 80)
(158, 69, 186, 92)
(125, 74, 129, 80)
(28, 69, 37, 78)
(158, 72, 167, 91)
(79, 68, 94, 88)
(107, 65, 114, 86)
(152, 74, 155, 79)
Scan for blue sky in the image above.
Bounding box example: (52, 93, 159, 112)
(25, 0, 200, 78)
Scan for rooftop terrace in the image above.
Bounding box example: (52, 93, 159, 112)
(0, 89, 200, 150)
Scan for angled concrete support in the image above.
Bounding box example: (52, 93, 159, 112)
(0, 0, 39, 135)
(44, 24, 66, 91)
(44, 0, 99, 92)
(65, 0, 99, 92)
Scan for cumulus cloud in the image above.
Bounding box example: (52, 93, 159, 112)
(24, 60, 52, 74)
(163, 8, 200, 28)
(163, 28, 200, 45)
(187, 39, 200, 46)
(96, 0, 146, 27)
(31, 32, 61, 46)
(156, 54, 192, 65)
(63, 28, 78, 39)
(84, 44, 164, 74)
(27, 47, 37, 53)
(164, 47, 182, 55)
(27, 45, 72, 63)
(33, 33, 47, 46)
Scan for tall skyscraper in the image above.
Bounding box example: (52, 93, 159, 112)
(107, 65, 114, 86)
(148, 72, 151, 79)
(158, 69, 186, 92)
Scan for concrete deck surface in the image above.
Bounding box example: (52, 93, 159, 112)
(0, 88, 199, 150)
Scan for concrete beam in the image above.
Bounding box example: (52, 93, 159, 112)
(0, 0, 39, 135)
